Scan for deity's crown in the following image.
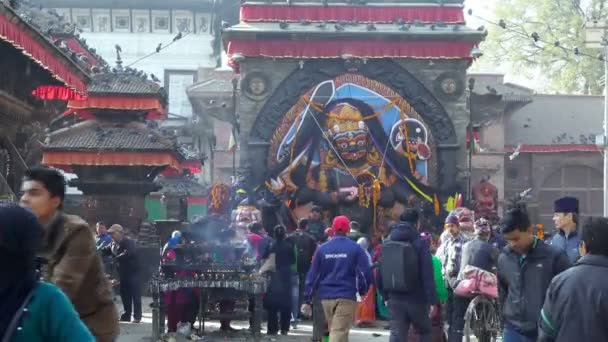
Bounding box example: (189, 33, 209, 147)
(325, 103, 367, 134)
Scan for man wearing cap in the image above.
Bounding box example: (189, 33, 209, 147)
(551, 197, 581, 263)
(108, 224, 142, 323)
(302, 216, 372, 342)
(436, 214, 469, 329)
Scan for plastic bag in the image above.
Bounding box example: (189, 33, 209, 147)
(176, 322, 191, 336)
(355, 286, 376, 325)
(454, 265, 498, 298)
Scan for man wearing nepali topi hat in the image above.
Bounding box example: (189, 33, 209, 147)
(551, 196, 580, 263)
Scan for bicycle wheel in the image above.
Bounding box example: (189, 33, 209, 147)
(463, 295, 501, 342)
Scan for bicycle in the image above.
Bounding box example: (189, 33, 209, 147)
(463, 293, 502, 342)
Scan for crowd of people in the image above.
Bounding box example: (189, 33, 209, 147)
(2, 166, 608, 342)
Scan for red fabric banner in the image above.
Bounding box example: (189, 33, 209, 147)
(32, 85, 87, 101)
(187, 197, 208, 205)
(68, 96, 167, 119)
(241, 4, 465, 23)
(42, 151, 181, 168)
(0, 12, 88, 94)
(227, 39, 475, 59)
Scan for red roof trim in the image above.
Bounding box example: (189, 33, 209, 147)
(0, 10, 88, 94)
(240, 4, 465, 23)
(505, 144, 601, 153)
(227, 39, 475, 59)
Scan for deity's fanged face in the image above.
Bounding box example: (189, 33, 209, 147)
(332, 129, 368, 161)
(326, 103, 369, 163)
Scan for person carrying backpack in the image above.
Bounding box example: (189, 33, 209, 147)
(377, 208, 438, 342)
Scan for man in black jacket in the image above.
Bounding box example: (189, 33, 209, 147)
(287, 218, 317, 328)
(377, 209, 437, 342)
(497, 207, 570, 342)
(108, 224, 142, 323)
(539, 217, 608, 342)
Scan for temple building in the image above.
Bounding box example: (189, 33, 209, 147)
(469, 73, 604, 231)
(41, 55, 186, 230)
(212, 0, 486, 231)
(36, 0, 241, 174)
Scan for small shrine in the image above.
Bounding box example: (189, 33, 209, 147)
(42, 53, 183, 230)
(147, 171, 209, 222)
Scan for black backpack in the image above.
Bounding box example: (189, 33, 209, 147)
(380, 240, 419, 292)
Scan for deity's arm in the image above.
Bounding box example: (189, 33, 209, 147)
(390, 178, 414, 205)
(296, 186, 351, 207)
(377, 185, 396, 207)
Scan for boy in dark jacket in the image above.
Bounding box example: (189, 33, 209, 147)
(377, 209, 438, 342)
(497, 206, 570, 342)
(539, 217, 608, 342)
(302, 216, 372, 342)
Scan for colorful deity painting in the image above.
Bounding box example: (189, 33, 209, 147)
(265, 74, 442, 233)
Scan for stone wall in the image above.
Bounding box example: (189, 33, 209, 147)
(504, 151, 603, 230)
(80, 194, 147, 233)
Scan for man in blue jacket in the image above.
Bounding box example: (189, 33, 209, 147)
(551, 196, 580, 263)
(377, 208, 438, 342)
(302, 215, 372, 342)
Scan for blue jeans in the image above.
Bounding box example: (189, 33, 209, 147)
(291, 274, 300, 322)
(503, 326, 536, 342)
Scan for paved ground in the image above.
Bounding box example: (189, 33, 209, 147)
(117, 298, 391, 342)
(116, 298, 495, 341)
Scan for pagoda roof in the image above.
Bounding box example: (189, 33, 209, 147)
(0, 3, 89, 94)
(89, 68, 167, 101)
(45, 120, 175, 152)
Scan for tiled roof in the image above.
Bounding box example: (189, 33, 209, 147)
(506, 94, 604, 146)
(156, 175, 209, 196)
(45, 120, 175, 151)
(89, 71, 165, 97)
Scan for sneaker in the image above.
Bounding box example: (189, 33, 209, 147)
(132, 319, 141, 323)
(280, 330, 289, 335)
(119, 314, 131, 322)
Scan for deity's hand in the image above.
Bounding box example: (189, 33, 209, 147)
(340, 187, 359, 201)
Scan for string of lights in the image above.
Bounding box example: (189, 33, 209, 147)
(468, 9, 607, 63)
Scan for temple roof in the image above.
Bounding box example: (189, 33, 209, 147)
(13, 0, 106, 68)
(45, 120, 175, 151)
(506, 94, 603, 147)
(224, 3, 485, 60)
(0, 3, 90, 94)
(224, 21, 484, 41)
(155, 174, 209, 196)
(89, 68, 167, 100)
